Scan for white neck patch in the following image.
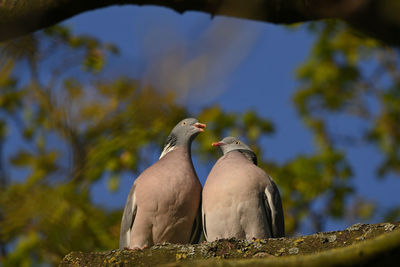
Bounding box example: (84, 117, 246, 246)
(159, 144, 177, 159)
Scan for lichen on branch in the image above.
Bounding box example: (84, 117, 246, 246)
(59, 222, 400, 266)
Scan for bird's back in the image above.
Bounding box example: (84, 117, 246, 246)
(203, 151, 272, 240)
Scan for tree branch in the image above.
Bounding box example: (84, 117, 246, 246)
(0, 0, 400, 46)
(59, 222, 400, 266)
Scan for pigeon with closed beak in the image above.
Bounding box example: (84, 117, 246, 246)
(202, 136, 285, 241)
(119, 118, 205, 249)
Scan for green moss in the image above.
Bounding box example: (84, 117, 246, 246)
(59, 222, 400, 267)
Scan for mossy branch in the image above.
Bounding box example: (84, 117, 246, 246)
(59, 222, 400, 267)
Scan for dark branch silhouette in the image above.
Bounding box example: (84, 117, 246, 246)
(0, 0, 400, 45)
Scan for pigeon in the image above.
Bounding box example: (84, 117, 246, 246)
(119, 118, 206, 249)
(202, 136, 285, 241)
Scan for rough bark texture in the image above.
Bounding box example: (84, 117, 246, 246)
(0, 0, 399, 46)
(59, 221, 400, 267)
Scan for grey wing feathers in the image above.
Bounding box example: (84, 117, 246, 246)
(119, 184, 137, 248)
(189, 201, 203, 244)
(202, 211, 207, 241)
(261, 192, 273, 237)
(264, 178, 285, 237)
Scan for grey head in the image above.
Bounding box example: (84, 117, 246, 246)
(159, 118, 206, 159)
(212, 136, 258, 165)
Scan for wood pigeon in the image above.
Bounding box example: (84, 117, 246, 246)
(202, 136, 285, 241)
(119, 118, 205, 249)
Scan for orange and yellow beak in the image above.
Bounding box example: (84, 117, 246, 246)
(212, 141, 225, 147)
(194, 122, 206, 132)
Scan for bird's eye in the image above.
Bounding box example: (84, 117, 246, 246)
(182, 121, 187, 125)
(235, 141, 239, 144)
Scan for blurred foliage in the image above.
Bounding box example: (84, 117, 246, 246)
(0, 18, 399, 266)
(0, 26, 188, 265)
(294, 20, 400, 225)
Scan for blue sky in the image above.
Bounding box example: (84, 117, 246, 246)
(62, 5, 400, 234)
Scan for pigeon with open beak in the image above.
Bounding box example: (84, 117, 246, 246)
(120, 118, 206, 249)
